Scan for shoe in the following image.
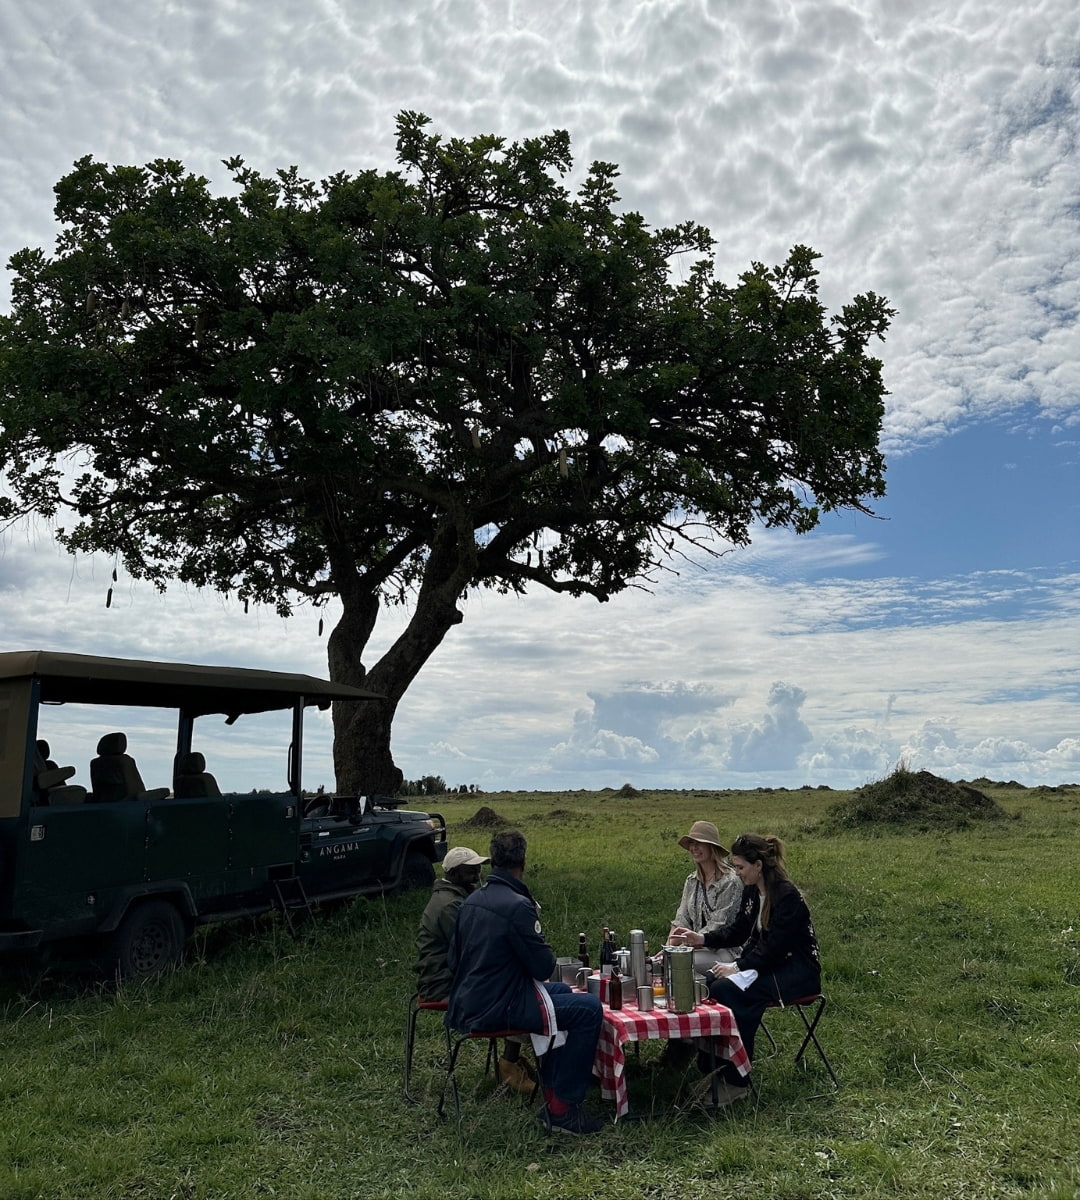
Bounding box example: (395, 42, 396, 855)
(497, 1056, 537, 1096)
(535, 1104, 606, 1136)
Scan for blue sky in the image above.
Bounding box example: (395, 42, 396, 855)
(0, 0, 1077, 793)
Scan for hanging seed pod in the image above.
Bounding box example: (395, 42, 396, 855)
(559, 447, 568, 478)
(112, 567, 118, 582)
(85, 291, 96, 314)
(470, 426, 481, 450)
(105, 587, 113, 609)
(120, 297, 132, 318)
(318, 617, 324, 637)
(243, 598, 249, 614)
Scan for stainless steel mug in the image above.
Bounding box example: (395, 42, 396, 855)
(575, 967, 592, 990)
(694, 973, 710, 1004)
(636, 984, 654, 1011)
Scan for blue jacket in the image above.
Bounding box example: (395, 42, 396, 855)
(447, 869, 557, 1034)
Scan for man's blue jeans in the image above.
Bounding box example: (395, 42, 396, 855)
(541, 981, 603, 1104)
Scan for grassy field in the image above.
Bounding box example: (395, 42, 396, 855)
(1, 781, 1078, 1200)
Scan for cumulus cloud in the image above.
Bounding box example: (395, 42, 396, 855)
(545, 682, 732, 770)
(726, 682, 813, 773)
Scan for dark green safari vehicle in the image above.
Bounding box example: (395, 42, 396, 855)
(0, 651, 446, 976)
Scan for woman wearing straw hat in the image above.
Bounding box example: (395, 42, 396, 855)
(669, 820, 743, 975)
(652, 820, 744, 1072)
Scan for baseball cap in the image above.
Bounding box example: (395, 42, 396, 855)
(442, 846, 490, 872)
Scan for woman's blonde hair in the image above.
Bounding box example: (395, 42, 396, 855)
(730, 832, 790, 928)
(695, 843, 732, 887)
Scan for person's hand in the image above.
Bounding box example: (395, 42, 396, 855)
(709, 962, 737, 979)
(670, 926, 702, 947)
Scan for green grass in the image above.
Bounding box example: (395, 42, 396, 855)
(1, 783, 1079, 1199)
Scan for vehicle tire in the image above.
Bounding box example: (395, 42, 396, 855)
(398, 850, 435, 894)
(102, 899, 186, 979)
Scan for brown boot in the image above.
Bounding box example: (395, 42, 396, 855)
(497, 1056, 537, 1096)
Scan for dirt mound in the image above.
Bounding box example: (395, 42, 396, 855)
(462, 806, 507, 829)
(616, 783, 640, 797)
(823, 767, 1011, 832)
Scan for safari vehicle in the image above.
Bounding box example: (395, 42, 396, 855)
(0, 650, 446, 976)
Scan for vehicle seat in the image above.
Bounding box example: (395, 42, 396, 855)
(90, 732, 169, 803)
(33, 739, 87, 805)
(174, 751, 222, 798)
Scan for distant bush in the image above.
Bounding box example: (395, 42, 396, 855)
(398, 777, 482, 797)
(822, 762, 1012, 832)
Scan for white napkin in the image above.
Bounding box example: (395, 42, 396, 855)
(530, 981, 568, 1056)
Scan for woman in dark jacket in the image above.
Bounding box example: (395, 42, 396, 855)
(672, 832, 820, 1095)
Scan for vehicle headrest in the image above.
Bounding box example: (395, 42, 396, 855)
(97, 732, 128, 755)
(178, 752, 206, 774)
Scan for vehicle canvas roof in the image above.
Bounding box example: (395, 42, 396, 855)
(0, 650, 382, 716)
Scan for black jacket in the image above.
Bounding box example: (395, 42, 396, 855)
(702, 880, 820, 976)
(447, 869, 557, 1034)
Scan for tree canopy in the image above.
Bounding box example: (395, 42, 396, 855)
(0, 112, 894, 793)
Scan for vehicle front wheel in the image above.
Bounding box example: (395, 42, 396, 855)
(398, 850, 435, 894)
(102, 900, 186, 979)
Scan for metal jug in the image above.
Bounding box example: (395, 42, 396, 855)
(664, 945, 698, 1012)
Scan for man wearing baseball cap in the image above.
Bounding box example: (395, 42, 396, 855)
(413, 845, 535, 1094)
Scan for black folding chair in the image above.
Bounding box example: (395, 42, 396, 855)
(760, 992, 839, 1092)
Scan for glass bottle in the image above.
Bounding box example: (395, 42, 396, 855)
(608, 965, 623, 1010)
(578, 932, 590, 969)
(600, 926, 614, 977)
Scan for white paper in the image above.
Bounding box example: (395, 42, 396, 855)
(727, 969, 758, 991)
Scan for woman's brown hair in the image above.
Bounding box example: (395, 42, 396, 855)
(730, 832, 790, 929)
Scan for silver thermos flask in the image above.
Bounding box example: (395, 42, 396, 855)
(629, 928, 648, 989)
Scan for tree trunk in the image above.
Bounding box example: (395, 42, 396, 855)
(327, 523, 474, 796)
(327, 590, 402, 795)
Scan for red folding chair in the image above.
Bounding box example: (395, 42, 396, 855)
(437, 1028, 541, 1123)
(403, 992, 450, 1103)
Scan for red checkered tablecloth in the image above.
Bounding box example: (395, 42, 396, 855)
(594, 996, 750, 1118)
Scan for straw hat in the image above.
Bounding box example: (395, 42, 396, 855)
(677, 820, 729, 856)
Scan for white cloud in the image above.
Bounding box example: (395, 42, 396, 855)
(727, 682, 813, 773)
(0, 0, 1077, 793)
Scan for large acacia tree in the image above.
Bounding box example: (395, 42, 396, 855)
(0, 113, 893, 794)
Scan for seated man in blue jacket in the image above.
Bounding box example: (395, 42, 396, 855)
(448, 829, 605, 1135)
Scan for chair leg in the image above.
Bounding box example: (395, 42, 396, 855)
(760, 1018, 778, 1053)
(437, 1036, 466, 1123)
(403, 996, 420, 1103)
(792, 996, 839, 1090)
(484, 1036, 500, 1079)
